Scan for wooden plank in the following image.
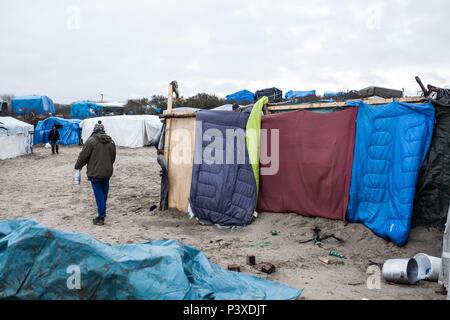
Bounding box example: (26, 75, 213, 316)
(168, 117, 196, 212)
(163, 118, 171, 164)
(160, 112, 197, 119)
(267, 97, 426, 112)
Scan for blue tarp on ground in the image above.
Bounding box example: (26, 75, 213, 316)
(225, 90, 255, 104)
(0, 220, 302, 300)
(347, 101, 435, 246)
(70, 101, 103, 120)
(11, 95, 55, 116)
(285, 90, 316, 100)
(34, 117, 82, 145)
(190, 110, 258, 227)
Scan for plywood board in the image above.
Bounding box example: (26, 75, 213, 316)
(168, 117, 196, 212)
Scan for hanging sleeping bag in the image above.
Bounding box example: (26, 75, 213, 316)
(347, 101, 435, 246)
(189, 109, 257, 226)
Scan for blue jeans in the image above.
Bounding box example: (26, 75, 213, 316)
(90, 179, 110, 219)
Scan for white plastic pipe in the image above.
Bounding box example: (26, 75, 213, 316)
(382, 259, 419, 285)
(414, 253, 441, 282)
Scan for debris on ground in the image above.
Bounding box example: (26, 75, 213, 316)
(251, 241, 271, 248)
(247, 255, 256, 266)
(318, 257, 345, 266)
(299, 227, 344, 247)
(260, 263, 276, 275)
(329, 250, 347, 260)
(227, 264, 241, 272)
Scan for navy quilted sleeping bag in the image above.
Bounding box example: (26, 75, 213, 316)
(189, 110, 257, 226)
(347, 101, 435, 246)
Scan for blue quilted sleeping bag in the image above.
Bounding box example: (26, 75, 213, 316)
(189, 110, 257, 226)
(347, 101, 435, 246)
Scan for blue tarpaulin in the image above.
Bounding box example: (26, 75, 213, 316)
(347, 101, 435, 246)
(285, 90, 316, 100)
(225, 90, 255, 104)
(11, 95, 55, 116)
(0, 220, 302, 300)
(70, 101, 103, 120)
(34, 117, 82, 145)
(324, 91, 345, 98)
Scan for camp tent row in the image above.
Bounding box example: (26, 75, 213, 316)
(1, 114, 163, 160)
(33, 115, 162, 148)
(225, 86, 404, 104)
(70, 101, 126, 120)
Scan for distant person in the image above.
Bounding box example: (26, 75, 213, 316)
(74, 121, 116, 226)
(48, 125, 60, 154)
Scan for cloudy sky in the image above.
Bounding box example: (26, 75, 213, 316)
(1, 0, 449, 103)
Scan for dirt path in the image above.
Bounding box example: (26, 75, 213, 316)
(0, 146, 445, 300)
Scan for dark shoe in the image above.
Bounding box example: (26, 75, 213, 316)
(93, 217, 105, 226)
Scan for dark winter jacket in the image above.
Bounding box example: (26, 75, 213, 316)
(48, 129, 60, 143)
(74, 134, 116, 179)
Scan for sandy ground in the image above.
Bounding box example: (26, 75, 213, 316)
(0, 146, 446, 300)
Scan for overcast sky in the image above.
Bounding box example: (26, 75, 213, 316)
(1, 0, 449, 104)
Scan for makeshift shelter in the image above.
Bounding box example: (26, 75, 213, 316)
(34, 117, 82, 145)
(97, 102, 125, 116)
(0, 100, 7, 116)
(258, 108, 357, 221)
(189, 109, 258, 226)
(225, 90, 255, 104)
(414, 88, 450, 230)
(285, 90, 316, 100)
(324, 91, 345, 98)
(0, 117, 34, 160)
(70, 101, 103, 120)
(160, 95, 437, 246)
(80, 115, 162, 148)
(0, 220, 302, 300)
(347, 101, 435, 246)
(11, 95, 55, 116)
(212, 104, 236, 111)
(358, 86, 403, 99)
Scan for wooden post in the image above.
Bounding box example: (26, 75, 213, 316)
(167, 84, 174, 114)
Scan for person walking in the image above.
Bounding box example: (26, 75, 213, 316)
(48, 125, 60, 154)
(74, 121, 116, 226)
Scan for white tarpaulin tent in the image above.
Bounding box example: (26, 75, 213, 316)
(80, 115, 162, 148)
(0, 117, 34, 160)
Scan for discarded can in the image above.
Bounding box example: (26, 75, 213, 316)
(247, 255, 256, 266)
(261, 263, 276, 275)
(228, 264, 241, 272)
(382, 259, 420, 285)
(271, 230, 280, 236)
